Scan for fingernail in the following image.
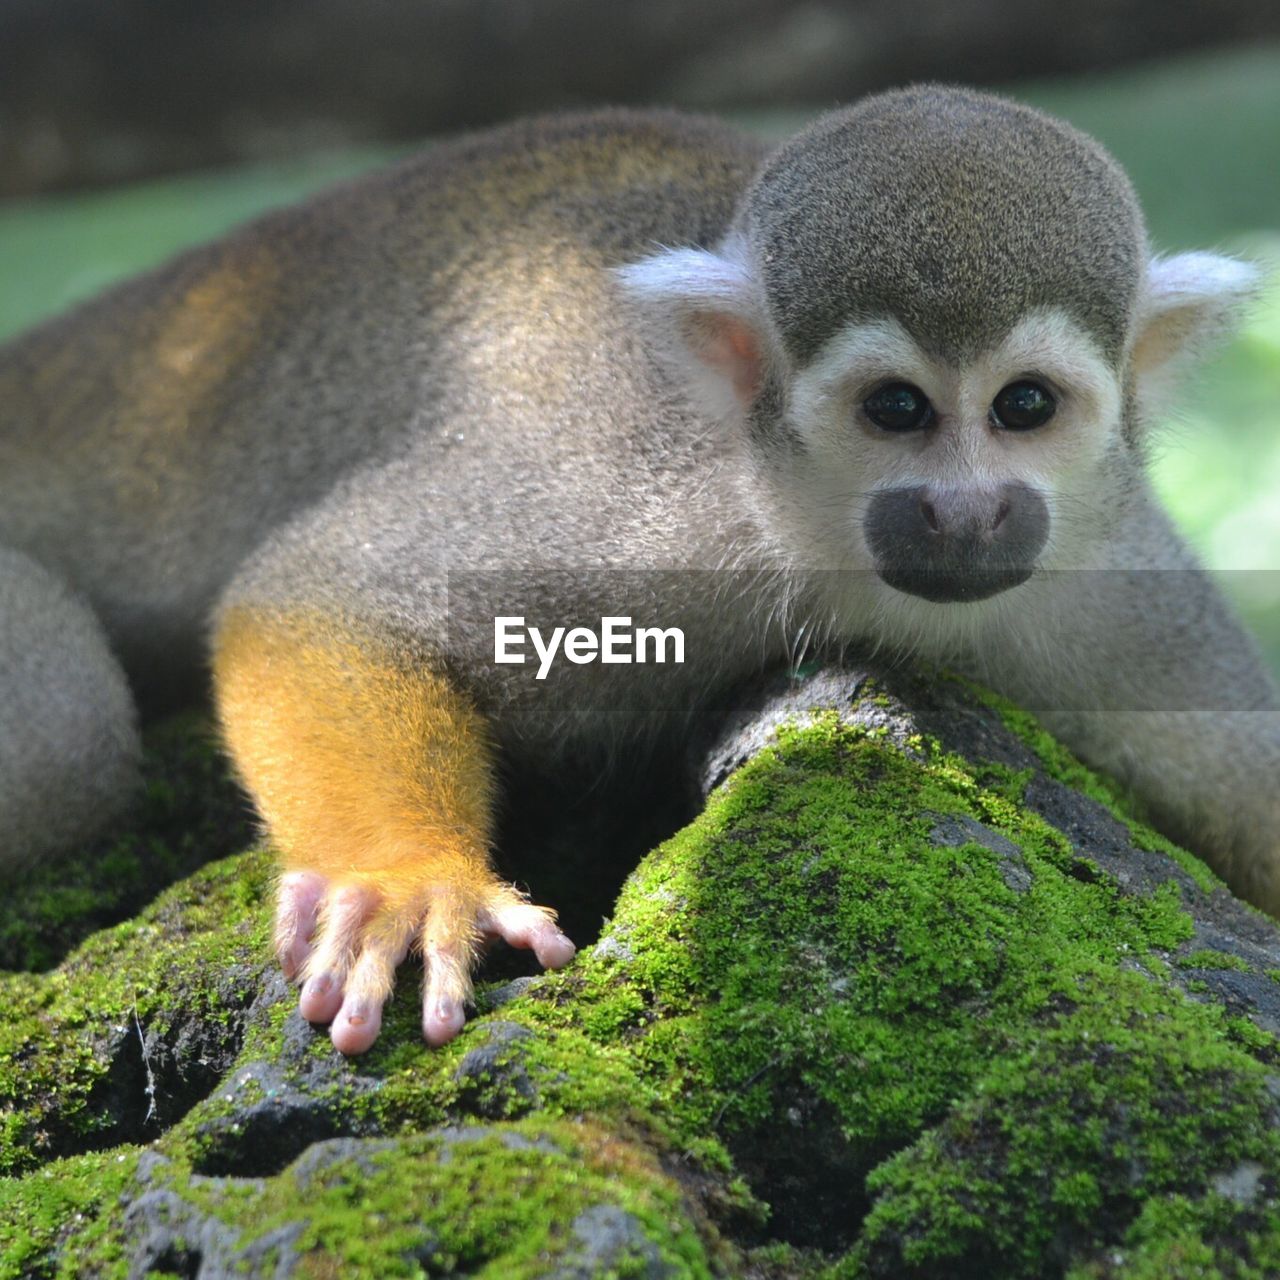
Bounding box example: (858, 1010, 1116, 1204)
(546, 931, 576, 960)
(344, 1005, 369, 1027)
(305, 974, 333, 997)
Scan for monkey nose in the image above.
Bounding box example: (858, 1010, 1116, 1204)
(865, 483, 1049, 602)
(918, 489, 1011, 541)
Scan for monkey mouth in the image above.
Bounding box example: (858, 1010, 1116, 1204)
(875, 563, 1036, 603)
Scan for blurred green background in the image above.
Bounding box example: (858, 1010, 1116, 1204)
(2, 43, 1278, 668)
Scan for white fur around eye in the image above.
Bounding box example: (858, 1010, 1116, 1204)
(967, 310, 1122, 493)
(789, 318, 938, 444)
(987, 309, 1115, 411)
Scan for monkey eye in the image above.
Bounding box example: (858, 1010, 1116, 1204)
(992, 381, 1056, 430)
(864, 382, 933, 432)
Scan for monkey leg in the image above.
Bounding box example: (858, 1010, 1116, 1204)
(212, 607, 575, 1055)
(0, 546, 142, 867)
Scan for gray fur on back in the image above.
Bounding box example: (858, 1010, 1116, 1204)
(0, 549, 141, 864)
(0, 109, 767, 698)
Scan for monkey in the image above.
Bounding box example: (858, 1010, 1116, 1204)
(1, 85, 1274, 1056)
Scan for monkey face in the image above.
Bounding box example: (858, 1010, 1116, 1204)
(617, 86, 1254, 641)
(770, 307, 1124, 605)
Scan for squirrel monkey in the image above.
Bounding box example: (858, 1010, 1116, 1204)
(1, 87, 1275, 1055)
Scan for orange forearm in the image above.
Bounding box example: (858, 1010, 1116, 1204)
(213, 606, 495, 906)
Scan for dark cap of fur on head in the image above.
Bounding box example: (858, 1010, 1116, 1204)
(738, 85, 1147, 366)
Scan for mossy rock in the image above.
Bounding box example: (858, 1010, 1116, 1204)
(4, 665, 1280, 1278)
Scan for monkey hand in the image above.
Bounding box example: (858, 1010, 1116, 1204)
(275, 867, 575, 1054)
(214, 607, 574, 1055)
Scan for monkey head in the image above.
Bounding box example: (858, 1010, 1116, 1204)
(619, 85, 1256, 631)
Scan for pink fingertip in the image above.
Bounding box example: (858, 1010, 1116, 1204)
(423, 999, 466, 1047)
(299, 973, 344, 1024)
(331, 1005, 382, 1056)
(534, 929, 577, 970)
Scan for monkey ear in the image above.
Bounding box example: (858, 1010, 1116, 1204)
(614, 237, 779, 419)
(1132, 253, 1260, 392)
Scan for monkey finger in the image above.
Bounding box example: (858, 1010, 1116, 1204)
(273, 870, 327, 979)
(422, 939, 473, 1047)
(298, 883, 380, 1024)
(329, 930, 411, 1056)
(481, 899, 576, 970)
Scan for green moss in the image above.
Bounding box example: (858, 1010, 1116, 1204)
(1179, 949, 1254, 972)
(526, 711, 1201, 1155)
(19, 1122, 715, 1279)
(5, 682, 1275, 1275)
(1224, 1016, 1280, 1060)
(0, 845, 272, 1175)
(851, 969, 1280, 1276)
(1064, 1190, 1280, 1280)
(499, 696, 1280, 1272)
(347, 1014, 672, 1156)
(283, 1121, 710, 1278)
(967, 682, 1224, 896)
(0, 1149, 139, 1280)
